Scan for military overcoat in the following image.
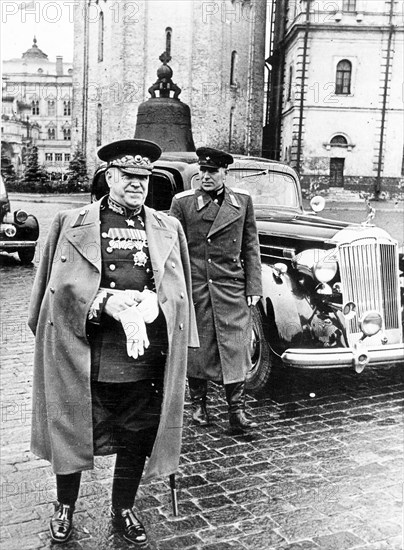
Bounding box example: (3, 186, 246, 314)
(170, 187, 262, 384)
(28, 200, 199, 478)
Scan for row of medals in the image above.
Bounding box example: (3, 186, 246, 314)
(101, 217, 148, 267)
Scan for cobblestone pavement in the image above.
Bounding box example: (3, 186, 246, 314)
(1, 200, 403, 550)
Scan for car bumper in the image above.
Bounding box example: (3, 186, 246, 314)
(0, 241, 37, 250)
(282, 343, 404, 371)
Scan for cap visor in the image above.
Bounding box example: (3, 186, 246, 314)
(119, 167, 152, 176)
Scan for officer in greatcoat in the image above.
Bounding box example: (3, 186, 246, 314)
(170, 147, 262, 432)
(28, 139, 198, 545)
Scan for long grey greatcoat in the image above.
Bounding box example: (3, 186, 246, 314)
(170, 186, 262, 384)
(28, 200, 199, 477)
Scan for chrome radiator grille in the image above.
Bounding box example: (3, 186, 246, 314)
(338, 239, 401, 345)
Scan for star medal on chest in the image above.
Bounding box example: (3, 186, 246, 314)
(132, 240, 148, 267)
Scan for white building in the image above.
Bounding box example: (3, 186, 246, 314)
(72, 0, 267, 173)
(2, 38, 73, 179)
(265, 0, 404, 196)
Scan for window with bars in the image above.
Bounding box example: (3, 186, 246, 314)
(342, 0, 356, 12)
(63, 101, 71, 116)
(335, 60, 352, 95)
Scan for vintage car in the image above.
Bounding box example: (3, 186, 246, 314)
(0, 175, 39, 264)
(92, 152, 404, 390)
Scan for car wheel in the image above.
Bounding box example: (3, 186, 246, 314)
(246, 306, 273, 391)
(18, 248, 35, 264)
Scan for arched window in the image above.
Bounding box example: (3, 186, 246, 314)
(335, 60, 352, 95)
(48, 127, 56, 140)
(330, 135, 348, 145)
(63, 101, 71, 116)
(63, 128, 71, 141)
(98, 11, 104, 62)
(230, 50, 238, 86)
(31, 100, 39, 115)
(96, 104, 102, 146)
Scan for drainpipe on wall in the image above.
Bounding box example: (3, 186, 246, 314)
(81, 0, 91, 157)
(375, 0, 395, 197)
(296, 0, 311, 175)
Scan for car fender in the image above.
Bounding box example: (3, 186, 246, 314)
(260, 263, 314, 353)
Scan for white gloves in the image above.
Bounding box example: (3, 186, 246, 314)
(136, 290, 159, 324)
(116, 290, 159, 359)
(118, 305, 150, 359)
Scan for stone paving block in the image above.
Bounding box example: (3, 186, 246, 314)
(205, 468, 245, 484)
(313, 530, 365, 549)
(197, 494, 234, 510)
(227, 486, 267, 506)
(238, 529, 288, 550)
(198, 524, 243, 544)
(187, 484, 226, 499)
(156, 533, 202, 550)
(202, 504, 252, 527)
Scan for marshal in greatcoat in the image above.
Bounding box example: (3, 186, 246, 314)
(170, 147, 262, 432)
(28, 139, 199, 546)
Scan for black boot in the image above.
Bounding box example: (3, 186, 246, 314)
(49, 502, 74, 543)
(111, 507, 148, 546)
(225, 382, 258, 433)
(188, 377, 210, 426)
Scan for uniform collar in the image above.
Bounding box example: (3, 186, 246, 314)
(195, 186, 240, 211)
(107, 194, 143, 218)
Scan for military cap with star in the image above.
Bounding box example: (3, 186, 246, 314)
(196, 147, 234, 169)
(97, 139, 162, 176)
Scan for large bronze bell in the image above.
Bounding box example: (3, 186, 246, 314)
(134, 55, 195, 152)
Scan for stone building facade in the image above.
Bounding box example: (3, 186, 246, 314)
(72, 0, 267, 173)
(264, 0, 404, 196)
(2, 39, 73, 178)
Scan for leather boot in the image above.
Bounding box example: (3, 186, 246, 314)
(111, 507, 148, 546)
(188, 377, 210, 426)
(49, 502, 74, 543)
(225, 381, 258, 433)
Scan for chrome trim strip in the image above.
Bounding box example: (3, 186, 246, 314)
(0, 241, 37, 249)
(281, 344, 404, 369)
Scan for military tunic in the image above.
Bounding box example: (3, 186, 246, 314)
(170, 186, 262, 384)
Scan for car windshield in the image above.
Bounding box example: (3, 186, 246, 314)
(192, 169, 299, 208)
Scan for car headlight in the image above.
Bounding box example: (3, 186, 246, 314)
(359, 310, 383, 337)
(15, 209, 28, 223)
(313, 259, 338, 283)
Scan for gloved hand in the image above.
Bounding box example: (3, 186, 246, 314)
(136, 290, 159, 324)
(118, 304, 150, 359)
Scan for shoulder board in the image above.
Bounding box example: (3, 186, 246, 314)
(175, 189, 195, 199)
(231, 188, 250, 196)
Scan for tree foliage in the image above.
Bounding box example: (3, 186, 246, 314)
(22, 146, 47, 189)
(66, 146, 89, 191)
